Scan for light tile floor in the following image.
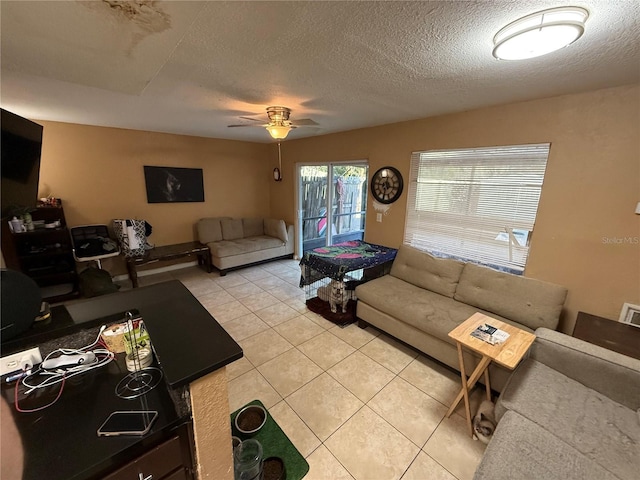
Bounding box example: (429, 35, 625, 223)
(116, 260, 487, 480)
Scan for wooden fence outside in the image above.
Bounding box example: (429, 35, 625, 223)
(301, 174, 366, 244)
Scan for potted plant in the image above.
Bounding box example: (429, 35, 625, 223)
(6, 204, 36, 230)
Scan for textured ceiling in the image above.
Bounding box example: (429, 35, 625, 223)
(1, 1, 639, 143)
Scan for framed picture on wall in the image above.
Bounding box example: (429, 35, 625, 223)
(619, 303, 640, 328)
(144, 166, 204, 203)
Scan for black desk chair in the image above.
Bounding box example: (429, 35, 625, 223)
(0, 269, 41, 340)
(70, 225, 120, 269)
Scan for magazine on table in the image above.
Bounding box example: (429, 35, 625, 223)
(470, 323, 510, 345)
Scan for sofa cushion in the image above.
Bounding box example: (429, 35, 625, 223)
(197, 217, 229, 244)
(264, 218, 287, 243)
(208, 236, 284, 257)
(473, 410, 619, 480)
(390, 245, 464, 298)
(242, 218, 264, 237)
(454, 263, 567, 330)
(356, 275, 519, 344)
(221, 218, 244, 240)
(496, 358, 640, 480)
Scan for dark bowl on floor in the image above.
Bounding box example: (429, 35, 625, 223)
(234, 405, 267, 435)
(263, 456, 286, 480)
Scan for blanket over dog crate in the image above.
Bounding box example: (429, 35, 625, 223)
(299, 241, 397, 326)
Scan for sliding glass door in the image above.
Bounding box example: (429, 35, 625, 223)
(297, 162, 368, 256)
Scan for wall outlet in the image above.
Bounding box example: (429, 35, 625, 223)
(0, 347, 42, 376)
(376, 213, 383, 222)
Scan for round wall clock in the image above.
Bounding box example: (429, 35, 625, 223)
(371, 167, 403, 204)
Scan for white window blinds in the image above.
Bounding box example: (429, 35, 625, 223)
(403, 143, 550, 274)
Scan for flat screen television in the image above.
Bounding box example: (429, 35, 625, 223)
(1, 108, 43, 218)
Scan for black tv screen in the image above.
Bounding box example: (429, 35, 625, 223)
(1, 109, 43, 218)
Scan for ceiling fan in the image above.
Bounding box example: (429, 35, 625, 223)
(228, 106, 318, 140)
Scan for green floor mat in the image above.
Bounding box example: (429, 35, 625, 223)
(231, 399, 309, 480)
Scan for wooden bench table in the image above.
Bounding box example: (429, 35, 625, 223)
(126, 241, 211, 288)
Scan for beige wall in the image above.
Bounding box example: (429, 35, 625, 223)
(25, 86, 640, 331)
(269, 84, 640, 333)
(36, 121, 270, 274)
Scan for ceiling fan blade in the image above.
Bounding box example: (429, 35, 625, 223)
(291, 118, 319, 126)
(238, 116, 265, 122)
(227, 123, 266, 128)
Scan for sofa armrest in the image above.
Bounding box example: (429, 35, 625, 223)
(531, 328, 640, 410)
(284, 225, 295, 255)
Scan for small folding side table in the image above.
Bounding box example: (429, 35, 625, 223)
(446, 312, 536, 437)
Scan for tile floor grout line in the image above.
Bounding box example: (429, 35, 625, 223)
(326, 401, 425, 480)
(364, 375, 438, 452)
(326, 353, 397, 406)
(279, 396, 323, 454)
(267, 366, 368, 460)
(398, 446, 424, 480)
(321, 402, 369, 479)
(235, 319, 318, 351)
(425, 450, 461, 480)
(422, 414, 446, 450)
(255, 345, 324, 398)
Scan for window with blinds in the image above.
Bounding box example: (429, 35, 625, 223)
(403, 143, 550, 274)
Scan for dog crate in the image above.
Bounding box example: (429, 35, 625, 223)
(299, 241, 397, 327)
(301, 268, 362, 327)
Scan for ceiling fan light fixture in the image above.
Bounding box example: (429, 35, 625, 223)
(266, 125, 291, 139)
(493, 6, 589, 61)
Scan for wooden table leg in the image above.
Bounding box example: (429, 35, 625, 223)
(203, 250, 212, 273)
(126, 260, 139, 288)
(483, 367, 492, 401)
(456, 342, 473, 437)
(446, 350, 492, 436)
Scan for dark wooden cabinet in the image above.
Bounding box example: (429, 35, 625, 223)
(102, 424, 195, 480)
(1, 201, 79, 302)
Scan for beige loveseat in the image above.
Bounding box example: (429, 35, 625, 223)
(355, 245, 568, 391)
(197, 217, 294, 276)
(474, 328, 640, 480)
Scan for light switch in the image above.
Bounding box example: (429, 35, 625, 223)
(376, 213, 382, 222)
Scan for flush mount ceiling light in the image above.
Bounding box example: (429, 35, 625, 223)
(493, 6, 589, 60)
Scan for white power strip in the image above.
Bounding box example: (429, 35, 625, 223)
(0, 347, 42, 376)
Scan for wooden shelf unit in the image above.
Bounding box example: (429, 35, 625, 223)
(1, 201, 79, 302)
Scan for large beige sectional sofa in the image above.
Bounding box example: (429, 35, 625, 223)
(355, 245, 568, 391)
(197, 217, 294, 275)
(474, 328, 640, 480)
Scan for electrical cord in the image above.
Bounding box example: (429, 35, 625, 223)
(20, 347, 114, 392)
(14, 325, 114, 411)
(14, 370, 66, 413)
